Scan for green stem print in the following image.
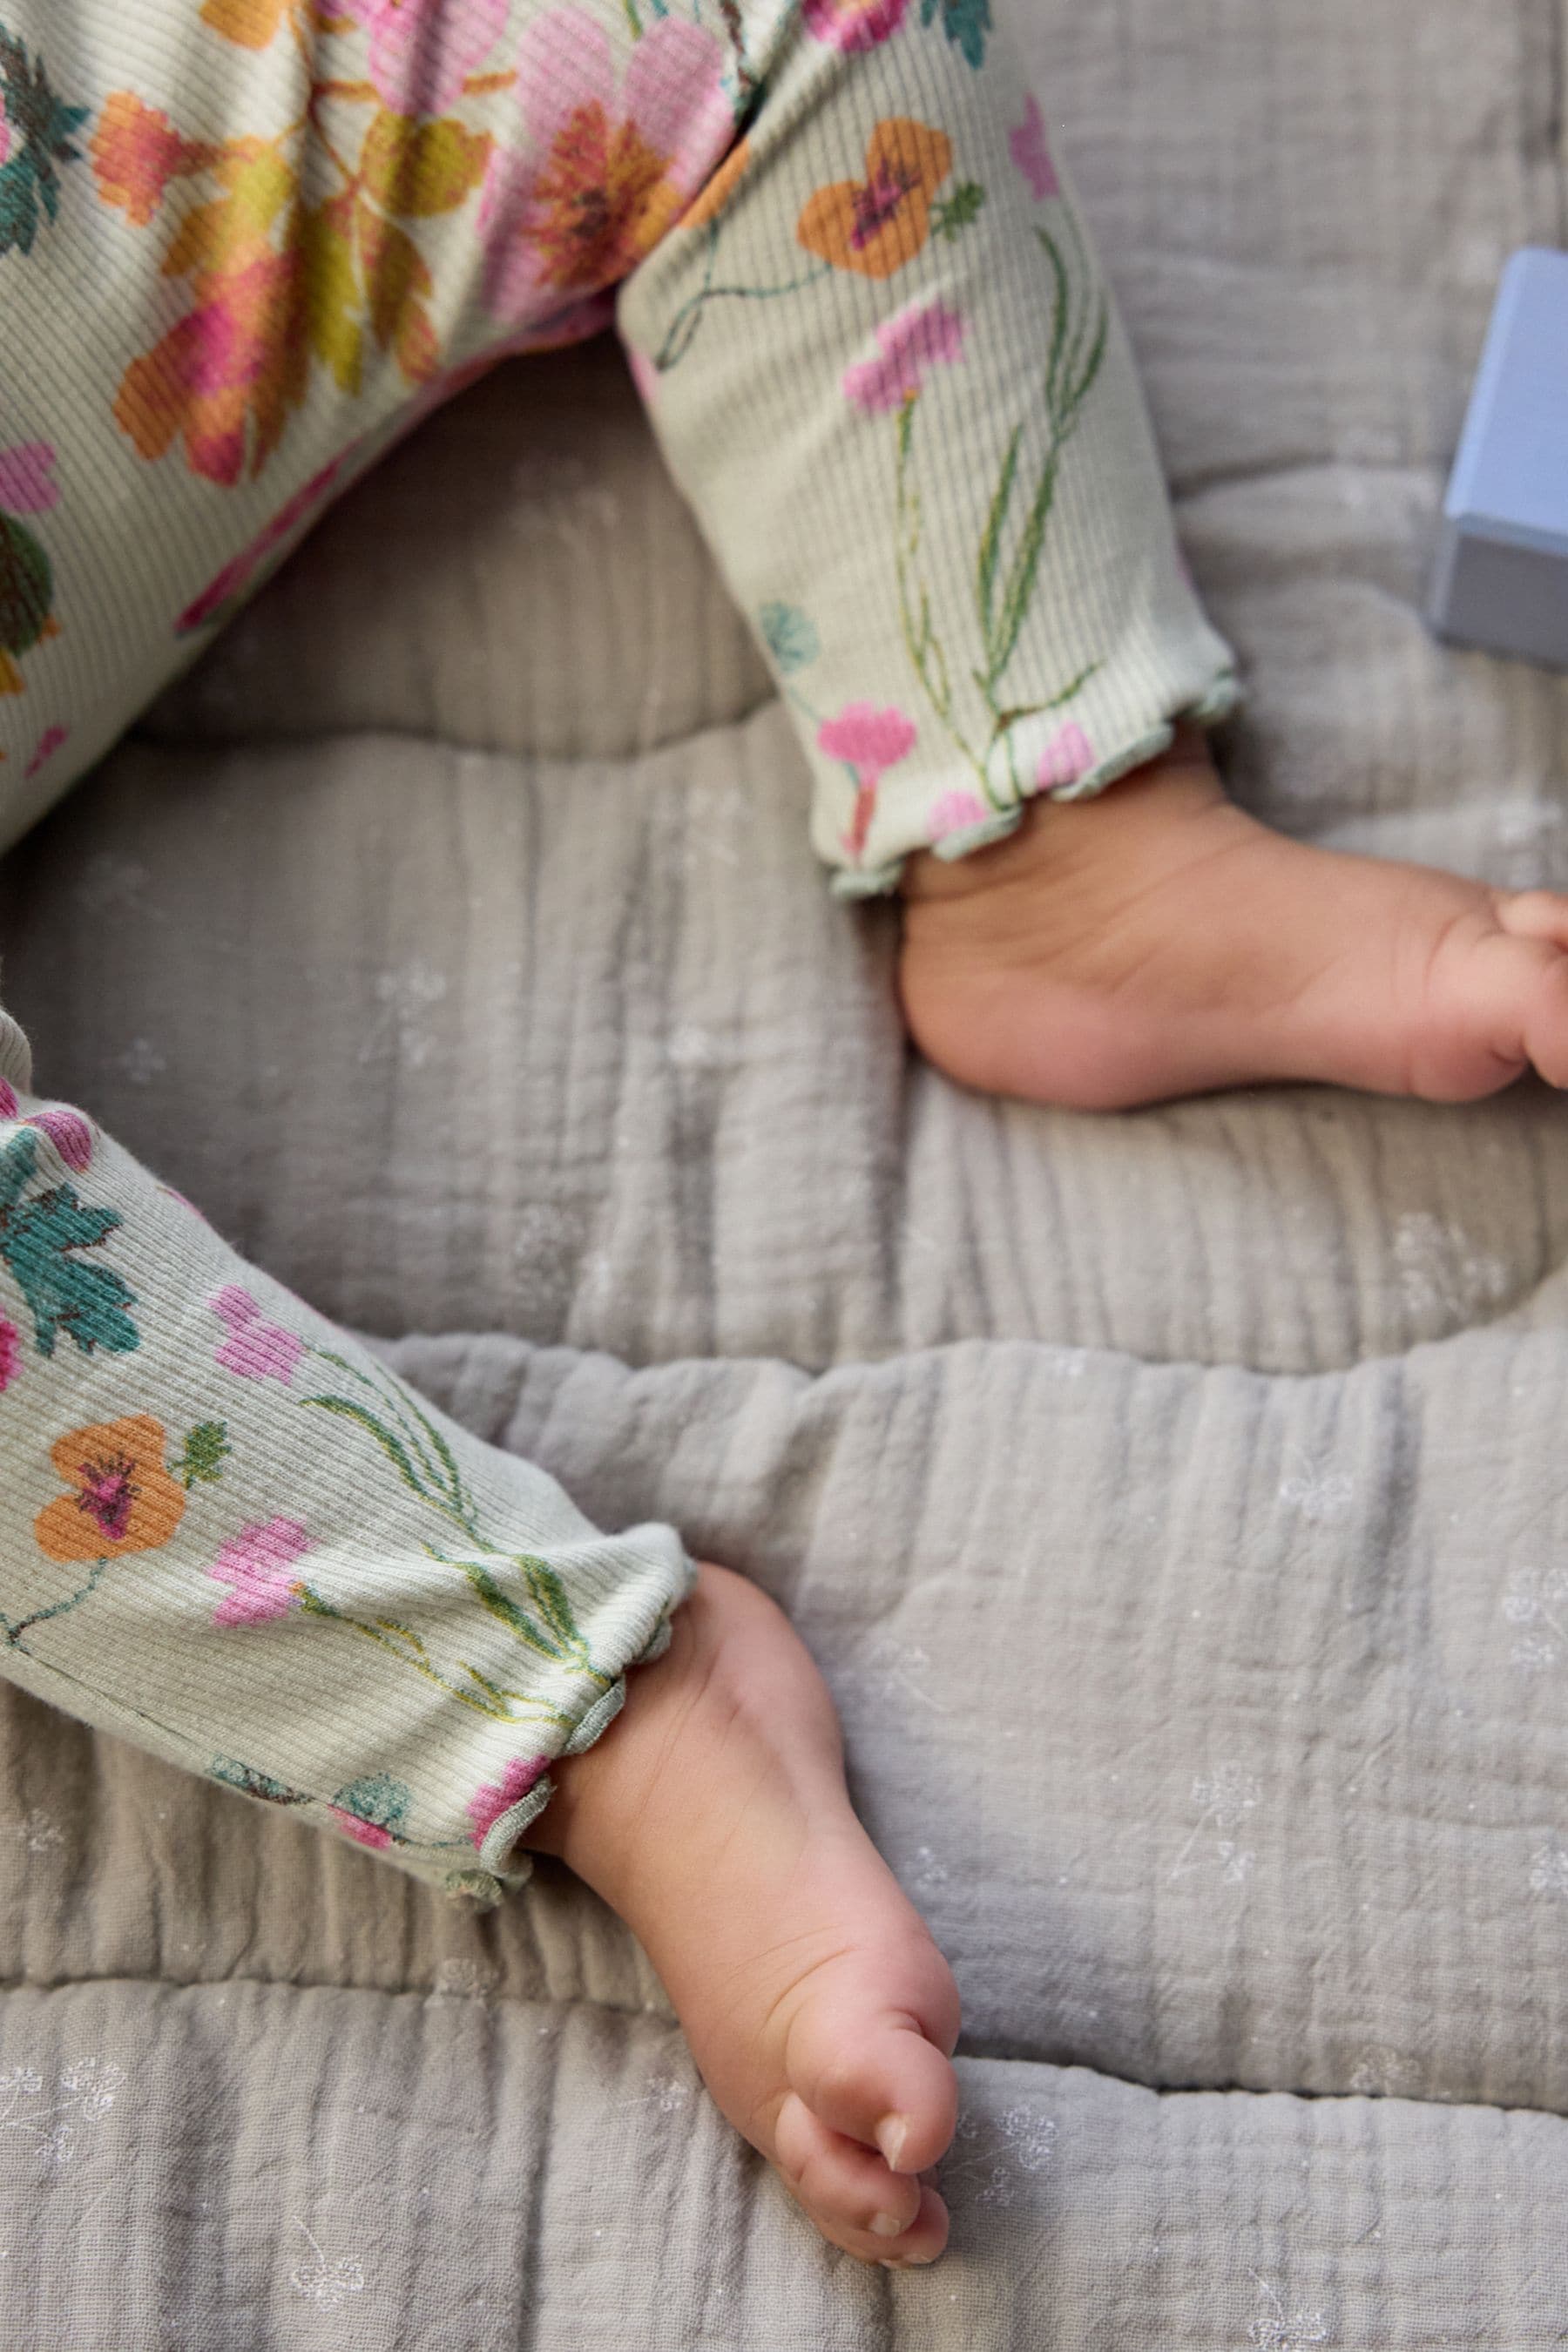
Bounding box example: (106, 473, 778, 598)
(655, 220, 834, 372)
(292, 1347, 617, 1731)
(656, 121, 986, 375)
(3, 1553, 116, 1648)
(302, 1347, 484, 1543)
(887, 211, 1108, 811)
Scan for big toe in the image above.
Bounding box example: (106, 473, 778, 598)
(773, 2092, 950, 2264)
(767, 1950, 960, 2261)
(785, 1957, 959, 2173)
(1433, 921, 1568, 1093)
(1495, 888, 1568, 951)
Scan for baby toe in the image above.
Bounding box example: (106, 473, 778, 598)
(1497, 889, 1568, 950)
(786, 1994, 959, 2175)
(1510, 938, 1568, 1087)
(772, 2093, 948, 2263)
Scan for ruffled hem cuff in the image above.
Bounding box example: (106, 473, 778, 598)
(439, 1592, 687, 1909)
(828, 670, 1245, 902)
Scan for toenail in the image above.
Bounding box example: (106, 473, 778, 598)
(876, 2114, 911, 2170)
(870, 2213, 903, 2237)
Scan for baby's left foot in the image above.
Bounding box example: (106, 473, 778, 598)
(898, 724, 1568, 1109)
(521, 1563, 960, 2266)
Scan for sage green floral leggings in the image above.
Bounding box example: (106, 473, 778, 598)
(0, 0, 1239, 1903)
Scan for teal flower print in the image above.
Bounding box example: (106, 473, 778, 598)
(0, 27, 90, 259)
(330, 1772, 413, 1850)
(0, 1128, 139, 1359)
(757, 601, 820, 673)
(919, 0, 990, 70)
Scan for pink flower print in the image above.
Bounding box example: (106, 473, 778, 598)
(207, 1517, 312, 1628)
(337, 0, 509, 115)
(802, 0, 909, 50)
(0, 443, 58, 517)
(0, 1315, 18, 1395)
(24, 1106, 93, 1173)
(1009, 95, 1060, 201)
(842, 299, 966, 415)
(24, 726, 68, 781)
(0, 1092, 91, 1162)
(1036, 720, 1096, 790)
(209, 1286, 306, 1386)
(481, 12, 731, 327)
(928, 787, 990, 841)
(467, 1754, 551, 1847)
(329, 1807, 395, 1849)
(819, 701, 918, 861)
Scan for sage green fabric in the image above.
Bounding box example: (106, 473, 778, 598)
(2, 0, 1566, 2341)
(0, 1001, 693, 1907)
(0, 0, 1235, 883)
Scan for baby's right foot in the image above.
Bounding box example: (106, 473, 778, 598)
(899, 722, 1568, 1109)
(523, 1562, 962, 2266)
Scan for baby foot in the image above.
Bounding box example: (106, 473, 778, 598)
(899, 723, 1568, 1109)
(522, 1562, 961, 2266)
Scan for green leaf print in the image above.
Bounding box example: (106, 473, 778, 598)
(930, 181, 986, 241)
(0, 27, 90, 260)
(458, 1556, 576, 1664)
(176, 1420, 232, 1489)
(289, 1347, 618, 1727)
(521, 1558, 587, 1657)
(305, 1349, 483, 1538)
(918, 0, 990, 70)
(0, 1129, 138, 1359)
(301, 1393, 429, 1502)
(977, 422, 1022, 649)
(0, 512, 51, 658)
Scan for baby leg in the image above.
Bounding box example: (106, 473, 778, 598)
(0, 0, 963, 2260)
(0, 1002, 960, 2264)
(619, 4, 1568, 1107)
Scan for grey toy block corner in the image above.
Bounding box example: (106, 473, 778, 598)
(1428, 245, 1568, 672)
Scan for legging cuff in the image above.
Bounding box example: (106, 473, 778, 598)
(828, 667, 1245, 899)
(464, 1601, 683, 1901)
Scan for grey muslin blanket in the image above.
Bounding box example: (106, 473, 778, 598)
(2, 0, 1568, 2342)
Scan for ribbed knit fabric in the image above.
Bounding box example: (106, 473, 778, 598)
(0, 0, 1236, 1899)
(0, 1007, 694, 1907)
(0, 0, 1239, 883)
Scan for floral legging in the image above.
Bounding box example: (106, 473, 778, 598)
(0, 0, 1240, 1903)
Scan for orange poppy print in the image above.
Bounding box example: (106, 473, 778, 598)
(35, 1415, 187, 1562)
(795, 118, 953, 280)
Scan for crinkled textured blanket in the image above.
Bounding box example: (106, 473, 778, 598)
(3, 0, 1568, 2342)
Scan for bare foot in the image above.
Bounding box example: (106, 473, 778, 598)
(899, 722, 1568, 1110)
(522, 1562, 961, 2266)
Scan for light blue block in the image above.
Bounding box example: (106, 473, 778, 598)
(1428, 245, 1568, 671)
